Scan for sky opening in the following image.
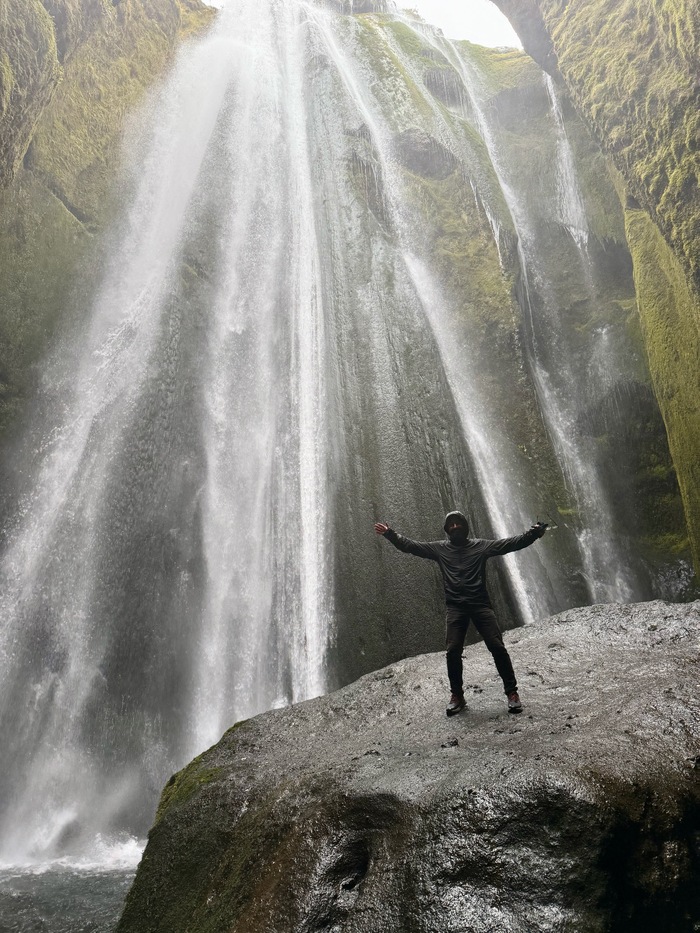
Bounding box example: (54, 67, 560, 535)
(403, 1, 521, 47)
(201, 1, 522, 48)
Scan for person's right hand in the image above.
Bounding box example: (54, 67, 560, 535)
(531, 522, 548, 538)
(374, 522, 389, 535)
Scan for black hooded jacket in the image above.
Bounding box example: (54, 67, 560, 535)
(383, 526, 540, 607)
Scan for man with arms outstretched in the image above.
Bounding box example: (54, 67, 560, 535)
(374, 511, 547, 716)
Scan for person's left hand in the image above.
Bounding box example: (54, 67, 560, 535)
(531, 522, 548, 538)
(374, 522, 389, 535)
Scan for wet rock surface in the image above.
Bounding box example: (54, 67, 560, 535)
(118, 601, 700, 933)
(391, 128, 459, 180)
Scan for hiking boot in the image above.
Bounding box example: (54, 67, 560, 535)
(446, 693, 466, 717)
(507, 691, 522, 714)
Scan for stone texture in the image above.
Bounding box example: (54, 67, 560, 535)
(391, 128, 459, 180)
(118, 600, 700, 933)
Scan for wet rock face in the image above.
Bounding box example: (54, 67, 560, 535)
(391, 129, 458, 180)
(490, 0, 561, 79)
(118, 601, 700, 933)
(490, 0, 700, 574)
(424, 67, 467, 108)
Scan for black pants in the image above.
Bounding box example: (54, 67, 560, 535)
(445, 604, 517, 696)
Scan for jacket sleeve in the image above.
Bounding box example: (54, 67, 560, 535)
(383, 529, 439, 562)
(483, 528, 539, 557)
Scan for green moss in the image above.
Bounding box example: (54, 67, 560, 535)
(122, 782, 305, 933)
(533, 0, 700, 287)
(40, 0, 111, 63)
(625, 207, 700, 573)
(384, 19, 434, 62)
(0, 174, 93, 437)
(156, 756, 223, 823)
(27, 0, 215, 222)
(0, 0, 62, 185)
(457, 42, 537, 93)
(352, 14, 437, 126)
(0, 50, 14, 117)
(643, 532, 690, 556)
(222, 718, 250, 739)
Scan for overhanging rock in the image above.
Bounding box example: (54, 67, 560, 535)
(118, 601, 700, 932)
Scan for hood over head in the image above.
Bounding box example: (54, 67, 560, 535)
(444, 511, 469, 544)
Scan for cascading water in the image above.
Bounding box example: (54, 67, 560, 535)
(544, 75, 589, 252)
(0, 0, 338, 864)
(0, 0, 669, 877)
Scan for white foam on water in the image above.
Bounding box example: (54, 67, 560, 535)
(0, 834, 144, 875)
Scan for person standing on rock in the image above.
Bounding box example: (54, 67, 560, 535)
(374, 511, 547, 717)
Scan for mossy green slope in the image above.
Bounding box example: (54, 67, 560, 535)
(0, 0, 61, 186)
(0, 0, 214, 439)
(625, 208, 700, 570)
(26, 0, 215, 222)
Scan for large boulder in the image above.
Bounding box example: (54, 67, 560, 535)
(118, 600, 700, 932)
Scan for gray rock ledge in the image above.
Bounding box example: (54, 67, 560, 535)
(118, 600, 700, 933)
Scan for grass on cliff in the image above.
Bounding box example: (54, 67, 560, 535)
(157, 756, 223, 822)
(0, 0, 61, 184)
(26, 0, 215, 222)
(352, 14, 436, 127)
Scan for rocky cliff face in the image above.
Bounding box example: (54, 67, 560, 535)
(0, 0, 214, 438)
(117, 600, 700, 933)
(0, 0, 212, 188)
(491, 0, 700, 582)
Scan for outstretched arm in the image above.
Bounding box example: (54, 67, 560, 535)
(485, 523, 547, 557)
(374, 523, 438, 561)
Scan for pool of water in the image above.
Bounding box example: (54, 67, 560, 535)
(0, 868, 134, 933)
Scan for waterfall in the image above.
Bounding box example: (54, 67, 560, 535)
(0, 0, 337, 864)
(0, 0, 658, 867)
(417, 31, 651, 604)
(544, 75, 589, 250)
